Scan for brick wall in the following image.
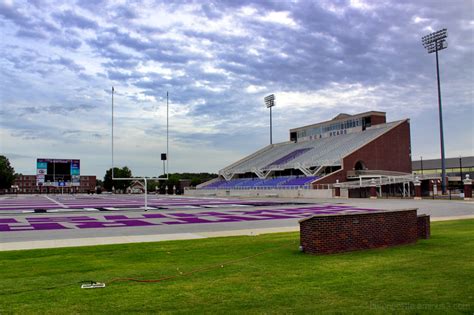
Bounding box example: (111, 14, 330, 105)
(299, 209, 420, 255)
(417, 215, 430, 239)
(370, 114, 386, 126)
(313, 120, 412, 186)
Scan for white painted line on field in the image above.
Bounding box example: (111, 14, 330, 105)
(44, 195, 68, 208)
(177, 206, 201, 209)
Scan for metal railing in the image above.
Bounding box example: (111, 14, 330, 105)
(336, 173, 441, 189)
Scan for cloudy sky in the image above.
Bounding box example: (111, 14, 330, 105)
(1, 0, 473, 178)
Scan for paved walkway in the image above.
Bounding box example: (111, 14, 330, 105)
(2, 215, 473, 252)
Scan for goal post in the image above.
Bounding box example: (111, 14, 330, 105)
(111, 87, 170, 210)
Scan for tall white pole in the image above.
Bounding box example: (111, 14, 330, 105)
(435, 46, 447, 194)
(144, 177, 148, 210)
(167, 91, 169, 176)
(270, 106, 273, 145)
(112, 86, 114, 179)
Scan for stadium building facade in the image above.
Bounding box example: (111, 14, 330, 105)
(10, 158, 96, 193)
(195, 111, 412, 195)
(12, 175, 96, 194)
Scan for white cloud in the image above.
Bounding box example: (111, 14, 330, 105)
(1, 0, 473, 176)
(246, 85, 266, 94)
(412, 16, 430, 24)
(349, 0, 375, 11)
(259, 11, 298, 28)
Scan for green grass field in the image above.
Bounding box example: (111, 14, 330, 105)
(1, 219, 473, 314)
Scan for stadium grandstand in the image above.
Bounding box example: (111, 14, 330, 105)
(194, 111, 413, 196)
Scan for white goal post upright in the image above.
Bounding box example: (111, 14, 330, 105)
(111, 87, 170, 210)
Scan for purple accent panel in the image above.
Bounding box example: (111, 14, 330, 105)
(75, 220, 158, 229)
(0, 218, 19, 223)
(103, 215, 132, 220)
(214, 215, 262, 221)
(30, 223, 71, 230)
(197, 212, 228, 216)
(202, 180, 226, 189)
(255, 176, 293, 187)
(254, 214, 299, 219)
(27, 216, 97, 222)
(0, 206, 57, 210)
(167, 213, 198, 218)
(0, 223, 70, 231)
(143, 214, 168, 219)
(237, 210, 298, 219)
(281, 176, 318, 186)
(265, 148, 312, 168)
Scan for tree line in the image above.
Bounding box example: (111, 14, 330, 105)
(101, 166, 218, 193)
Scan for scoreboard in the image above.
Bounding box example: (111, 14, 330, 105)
(36, 158, 80, 187)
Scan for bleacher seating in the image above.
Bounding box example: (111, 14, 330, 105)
(281, 176, 318, 187)
(200, 176, 319, 190)
(264, 148, 312, 169)
(198, 120, 404, 191)
(220, 121, 400, 177)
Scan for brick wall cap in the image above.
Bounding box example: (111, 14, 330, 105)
(298, 208, 418, 224)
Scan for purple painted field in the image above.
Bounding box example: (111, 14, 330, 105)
(0, 195, 280, 212)
(0, 205, 380, 232)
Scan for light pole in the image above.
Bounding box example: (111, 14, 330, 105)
(264, 94, 275, 145)
(420, 156, 423, 175)
(422, 28, 448, 194)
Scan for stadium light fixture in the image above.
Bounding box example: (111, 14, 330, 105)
(422, 28, 448, 194)
(111, 87, 170, 209)
(264, 94, 275, 145)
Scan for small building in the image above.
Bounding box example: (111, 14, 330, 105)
(412, 156, 474, 181)
(127, 181, 146, 194)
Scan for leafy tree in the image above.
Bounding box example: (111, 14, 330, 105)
(0, 155, 16, 189)
(103, 166, 133, 191)
(154, 172, 218, 194)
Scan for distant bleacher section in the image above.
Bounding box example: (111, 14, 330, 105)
(200, 176, 318, 190)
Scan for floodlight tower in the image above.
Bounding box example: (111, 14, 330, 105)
(264, 94, 275, 145)
(422, 28, 448, 194)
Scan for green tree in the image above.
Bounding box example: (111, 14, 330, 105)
(154, 172, 218, 194)
(0, 155, 16, 189)
(103, 166, 133, 191)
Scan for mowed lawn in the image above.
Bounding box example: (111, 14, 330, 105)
(0, 220, 473, 314)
